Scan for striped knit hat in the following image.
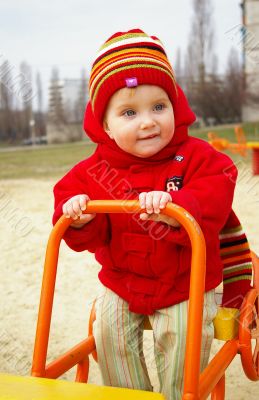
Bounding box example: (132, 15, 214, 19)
(89, 28, 177, 122)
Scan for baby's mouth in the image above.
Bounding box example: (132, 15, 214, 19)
(139, 133, 159, 140)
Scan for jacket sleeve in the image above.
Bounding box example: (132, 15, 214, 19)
(53, 160, 110, 252)
(163, 146, 237, 246)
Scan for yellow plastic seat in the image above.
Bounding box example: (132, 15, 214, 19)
(0, 373, 164, 400)
(213, 307, 239, 341)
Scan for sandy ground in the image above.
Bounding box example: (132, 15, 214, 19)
(0, 165, 259, 399)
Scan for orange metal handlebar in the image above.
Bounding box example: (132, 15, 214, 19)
(31, 200, 206, 400)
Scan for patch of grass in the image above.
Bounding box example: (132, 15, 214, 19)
(0, 141, 96, 180)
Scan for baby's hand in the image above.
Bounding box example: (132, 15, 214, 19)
(62, 194, 96, 228)
(139, 191, 180, 227)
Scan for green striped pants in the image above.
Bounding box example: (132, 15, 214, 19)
(93, 286, 218, 400)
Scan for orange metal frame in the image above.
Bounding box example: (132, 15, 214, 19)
(31, 200, 259, 399)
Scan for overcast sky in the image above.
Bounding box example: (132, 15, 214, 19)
(0, 0, 243, 108)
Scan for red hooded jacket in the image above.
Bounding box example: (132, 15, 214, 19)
(53, 86, 238, 315)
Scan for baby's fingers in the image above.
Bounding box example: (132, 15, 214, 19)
(139, 192, 147, 209)
(159, 192, 172, 209)
(62, 202, 72, 218)
(145, 192, 155, 214)
(62, 194, 90, 220)
(66, 200, 81, 220)
(79, 194, 89, 211)
(152, 192, 163, 214)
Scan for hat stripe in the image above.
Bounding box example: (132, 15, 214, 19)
(92, 47, 169, 80)
(91, 49, 172, 82)
(91, 63, 176, 107)
(91, 48, 172, 80)
(100, 31, 150, 49)
(94, 42, 166, 67)
(90, 56, 175, 99)
(98, 35, 164, 56)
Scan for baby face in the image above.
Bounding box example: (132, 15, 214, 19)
(103, 85, 175, 158)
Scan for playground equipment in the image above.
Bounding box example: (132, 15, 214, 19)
(208, 126, 259, 175)
(0, 200, 258, 399)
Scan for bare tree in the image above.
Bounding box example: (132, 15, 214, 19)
(194, 48, 243, 125)
(48, 67, 65, 125)
(224, 47, 243, 121)
(185, 0, 216, 122)
(19, 61, 33, 140)
(191, 0, 215, 80)
(35, 71, 46, 138)
(0, 60, 14, 141)
(36, 71, 43, 113)
(211, 53, 219, 76)
(74, 68, 88, 123)
(174, 47, 183, 87)
(184, 43, 195, 90)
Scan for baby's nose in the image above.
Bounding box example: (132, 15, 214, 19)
(140, 115, 156, 129)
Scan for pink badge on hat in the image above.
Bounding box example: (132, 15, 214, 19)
(125, 77, 138, 88)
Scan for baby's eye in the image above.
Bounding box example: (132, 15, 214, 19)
(154, 103, 164, 112)
(123, 109, 136, 117)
